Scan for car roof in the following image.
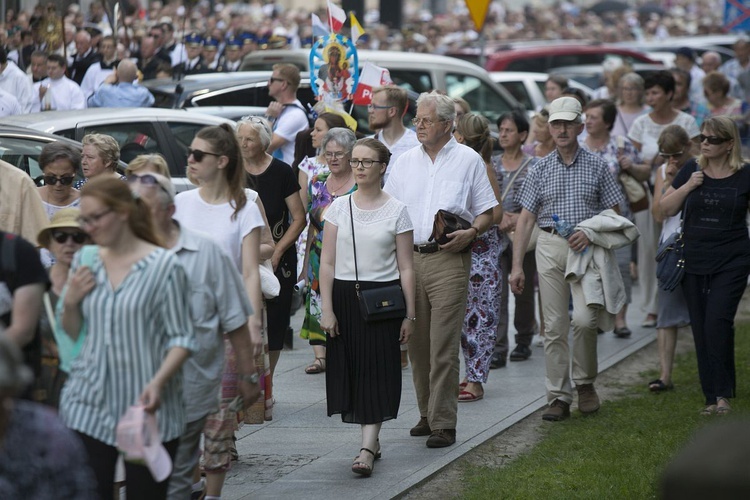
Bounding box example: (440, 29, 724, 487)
(490, 71, 593, 89)
(487, 44, 656, 60)
(0, 108, 233, 134)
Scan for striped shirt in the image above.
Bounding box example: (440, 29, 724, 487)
(518, 146, 624, 229)
(60, 247, 197, 446)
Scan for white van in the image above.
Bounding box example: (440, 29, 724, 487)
(241, 49, 522, 127)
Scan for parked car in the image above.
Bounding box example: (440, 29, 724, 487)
(238, 49, 523, 127)
(0, 108, 234, 191)
(0, 125, 126, 184)
(489, 72, 594, 112)
(478, 44, 658, 73)
(548, 63, 667, 92)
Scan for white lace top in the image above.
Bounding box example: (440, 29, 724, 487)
(324, 194, 413, 282)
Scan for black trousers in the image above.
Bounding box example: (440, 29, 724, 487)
(682, 265, 750, 405)
(77, 431, 179, 500)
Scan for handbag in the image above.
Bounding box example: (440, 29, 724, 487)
(618, 172, 649, 213)
(259, 260, 280, 299)
(655, 186, 692, 292)
(349, 196, 406, 322)
(428, 209, 472, 248)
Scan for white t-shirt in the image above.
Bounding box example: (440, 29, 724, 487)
(174, 189, 265, 272)
(272, 99, 309, 166)
(323, 194, 413, 282)
(628, 112, 700, 165)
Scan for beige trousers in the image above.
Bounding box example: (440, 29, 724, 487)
(535, 231, 600, 404)
(409, 250, 471, 430)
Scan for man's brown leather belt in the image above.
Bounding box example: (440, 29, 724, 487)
(413, 242, 440, 254)
(539, 227, 560, 236)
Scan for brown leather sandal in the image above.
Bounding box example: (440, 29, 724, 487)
(305, 357, 326, 374)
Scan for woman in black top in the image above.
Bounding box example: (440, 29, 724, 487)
(660, 116, 750, 416)
(238, 117, 306, 376)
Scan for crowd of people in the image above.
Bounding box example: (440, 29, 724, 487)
(2, 1, 750, 497)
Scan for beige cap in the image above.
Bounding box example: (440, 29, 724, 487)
(548, 97, 582, 122)
(37, 208, 85, 248)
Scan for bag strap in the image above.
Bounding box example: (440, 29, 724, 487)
(43, 292, 55, 329)
(501, 157, 532, 202)
(348, 196, 360, 295)
(677, 163, 700, 234)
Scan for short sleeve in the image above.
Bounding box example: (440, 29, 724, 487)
(672, 159, 697, 190)
(276, 159, 301, 197)
(160, 256, 198, 352)
(211, 245, 254, 332)
(627, 115, 646, 144)
(518, 163, 541, 214)
(238, 200, 265, 240)
(396, 203, 413, 234)
(323, 196, 344, 227)
(11, 236, 48, 290)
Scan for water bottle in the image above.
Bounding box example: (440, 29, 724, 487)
(552, 214, 586, 253)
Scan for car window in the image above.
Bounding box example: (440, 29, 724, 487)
(166, 121, 210, 171)
(191, 83, 317, 110)
(497, 81, 534, 110)
(81, 122, 162, 164)
(550, 54, 605, 67)
(506, 57, 548, 73)
(0, 136, 50, 179)
(446, 73, 513, 125)
(387, 70, 432, 94)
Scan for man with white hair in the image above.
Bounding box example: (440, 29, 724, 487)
(87, 59, 154, 108)
(384, 91, 497, 448)
(128, 173, 260, 500)
(68, 29, 100, 85)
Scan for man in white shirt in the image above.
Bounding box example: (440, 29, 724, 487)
(0, 47, 34, 113)
(384, 91, 497, 448)
(80, 35, 118, 99)
(266, 63, 309, 165)
(32, 54, 86, 112)
(0, 87, 22, 117)
(369, 85, 420, 183)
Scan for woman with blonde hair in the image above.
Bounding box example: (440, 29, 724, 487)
(74, 133, 124, 188)
(59, 176, 196, 499)
(453, 113, 503, 402)
(522, 108, 555, 158)
(660, 116, 750, 416)
(611, 72, 649, 138)
(125, 153, 170, 178)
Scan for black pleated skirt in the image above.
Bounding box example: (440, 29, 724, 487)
(326, 279, 402, 424)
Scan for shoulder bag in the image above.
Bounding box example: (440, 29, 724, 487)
(618, 171, 649, 213)
(655, 166, 697, 291)
(349, 196, 406, 322)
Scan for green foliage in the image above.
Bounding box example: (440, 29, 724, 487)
(461, 324, 750, 499)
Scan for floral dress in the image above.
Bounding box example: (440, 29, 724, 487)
(296, 156, 329, 276)
(299, 171, 356, 345)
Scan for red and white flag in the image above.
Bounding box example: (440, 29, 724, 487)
(326, 0, 346, 33)
(352, 62, 393, 105)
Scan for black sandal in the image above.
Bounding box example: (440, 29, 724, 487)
(352, 448, 376, 476)
(648, 379, 674, 392)
(305, 357, 326, 374)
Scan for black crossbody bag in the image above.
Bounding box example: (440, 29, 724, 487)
(349, 196, 406, 322)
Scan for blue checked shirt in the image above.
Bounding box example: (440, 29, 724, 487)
(518, 147, 624, 229)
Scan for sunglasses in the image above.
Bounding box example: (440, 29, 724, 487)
(187, 147, 222, 162)
(51, 230, 88, 244)
(699, 134, 729, 145)
(126, 174, 171, 196)
(44, 175, 75, 186)
(659, 151, 684, 159)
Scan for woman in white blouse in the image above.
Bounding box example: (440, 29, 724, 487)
(319, 138, 416, 477)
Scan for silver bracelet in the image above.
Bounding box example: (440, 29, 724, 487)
(405, 316, 416, 322)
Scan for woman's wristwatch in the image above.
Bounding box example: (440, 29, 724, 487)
(240, 372, 260, 384)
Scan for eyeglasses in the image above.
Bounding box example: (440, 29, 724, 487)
(412, 117, 444, 127)
(51, 230, 88, 245)
(187, 147, 222, 162)
(549, 121, 580, 129)
(126, 174, 171, 196)
(659, 151, 685, 159)
(324, 151, 347, 160)
(77, 209, 113, 227)
(699, 134, 730, 145)
(268, 77, 286, 84)
(368, 104, 393, 111)
(43, 174, 75, 186)
(349, 158, 381, 169)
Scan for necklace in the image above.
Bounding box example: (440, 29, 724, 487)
(326, 173, 352, 197)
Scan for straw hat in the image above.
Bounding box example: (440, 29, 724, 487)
(37, 208, 84, 248)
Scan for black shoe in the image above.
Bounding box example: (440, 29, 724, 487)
(426, 428, 456, 448)
(509, 344, 532, 361)
(489, 351, 506, 369)
(410, 416, 432, 436)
